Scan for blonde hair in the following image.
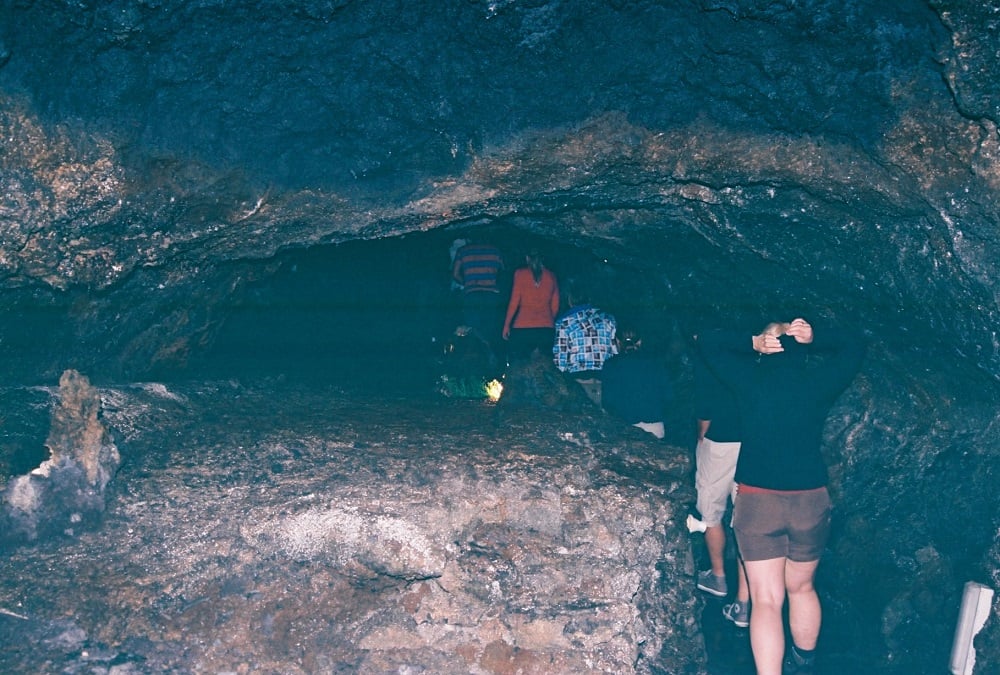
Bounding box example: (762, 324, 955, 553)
(526, 249, 544, 283)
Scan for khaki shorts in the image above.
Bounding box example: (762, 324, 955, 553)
(694, 438, 741, 526)
(733, 487, 832, 562)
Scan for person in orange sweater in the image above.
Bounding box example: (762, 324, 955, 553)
(502, 249, 560, 362)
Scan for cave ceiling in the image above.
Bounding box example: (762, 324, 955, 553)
(0, 0, 998, 383)
(4, 4, 1000, 670)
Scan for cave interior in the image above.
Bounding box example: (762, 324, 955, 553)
(1, 0, 1000, 673)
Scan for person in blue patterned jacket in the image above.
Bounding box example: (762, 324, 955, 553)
(552, 280, 617, 390)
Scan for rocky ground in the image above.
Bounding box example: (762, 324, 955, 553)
(0, 376, 707, 674)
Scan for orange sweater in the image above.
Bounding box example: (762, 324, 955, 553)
(504, 267, 560, 332)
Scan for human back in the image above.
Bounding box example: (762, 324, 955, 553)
(600, 327, 671, 429)
(698, 320, 865, 491)
(501, 249, 560, 365)
(505, 265, 558, 329)
(453, 241, 503, 294)
(552, 282, 617, 375)
(697, 316, 867, 674)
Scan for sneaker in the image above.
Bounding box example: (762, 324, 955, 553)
(782, 647, 815, 675)
(696, 569, 728, 597)
(722, 600, 749, 627)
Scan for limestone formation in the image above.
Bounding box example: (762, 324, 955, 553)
(1, 370, 120, 544)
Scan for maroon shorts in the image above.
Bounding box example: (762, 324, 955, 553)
(732, 486, 831, 562)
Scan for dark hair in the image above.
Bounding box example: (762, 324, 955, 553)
(619, 326, 641, 351)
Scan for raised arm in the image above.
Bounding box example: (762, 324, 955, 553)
(696, 328, 759, 391)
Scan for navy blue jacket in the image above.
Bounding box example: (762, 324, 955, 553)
(692, 350, 742, 443)
(601, 351, 673, 425)
(698, 326, 866, 490)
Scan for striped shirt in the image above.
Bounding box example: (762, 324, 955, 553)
(453, 244, 503, 293)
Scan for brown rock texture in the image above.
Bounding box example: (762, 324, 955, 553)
(0, 381, 703, 673)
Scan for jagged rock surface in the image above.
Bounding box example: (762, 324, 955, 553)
(0, 381, 701, 674)
(0, 370, 120, 544)
(1, 1, 999, 672)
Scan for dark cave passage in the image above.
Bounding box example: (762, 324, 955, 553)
(194, 234, 465, 391)
(192, 226, 695, 395)
(2, 220, 994, 673)
(186, 229, 899, 675)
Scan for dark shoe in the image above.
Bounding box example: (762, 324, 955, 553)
(696, 569, 728, 597)
(782, 647, 815, 674)
(722, 600, 749, 627)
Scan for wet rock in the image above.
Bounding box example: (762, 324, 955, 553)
(0, 0, 998, 671)
(495, 350, 594, 415)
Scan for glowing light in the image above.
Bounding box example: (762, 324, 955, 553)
(485, 379, 503, 402)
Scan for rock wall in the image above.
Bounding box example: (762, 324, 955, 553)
(1, 0, 999, 672)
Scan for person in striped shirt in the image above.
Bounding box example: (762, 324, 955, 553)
(452, 238, 505, 356)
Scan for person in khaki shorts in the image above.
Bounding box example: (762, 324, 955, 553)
(692, 343, 749, 627)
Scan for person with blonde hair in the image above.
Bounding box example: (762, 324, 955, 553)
(502, 249, 559, 362)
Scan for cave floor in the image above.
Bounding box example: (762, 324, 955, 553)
(0, 378, 698, 673)
(0, 376, 879, 674)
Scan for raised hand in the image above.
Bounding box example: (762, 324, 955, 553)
(785, 317, 814, 344)
(754, 332, 785, 354)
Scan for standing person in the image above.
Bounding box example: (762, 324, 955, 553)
(600, 327, 672, 439)
(502, 249, 559, 362)
(698, 318, 866, 675)
(552, 280, 618, 383)
(448, 238, 467, 291)
(692, 336, 751, 628)
(452, 238, 505, 358)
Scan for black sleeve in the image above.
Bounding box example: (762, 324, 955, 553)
(808, 326, 867, 396)
(696, 329, 756, 395)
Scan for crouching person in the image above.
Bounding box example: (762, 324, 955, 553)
(600, 327, 673, 439)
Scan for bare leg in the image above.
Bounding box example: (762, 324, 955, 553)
(785, 558, 822, 651)
(735, 555, 750, 603)
(744, 557, 787, 675)
(705, 524, 727, 578)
